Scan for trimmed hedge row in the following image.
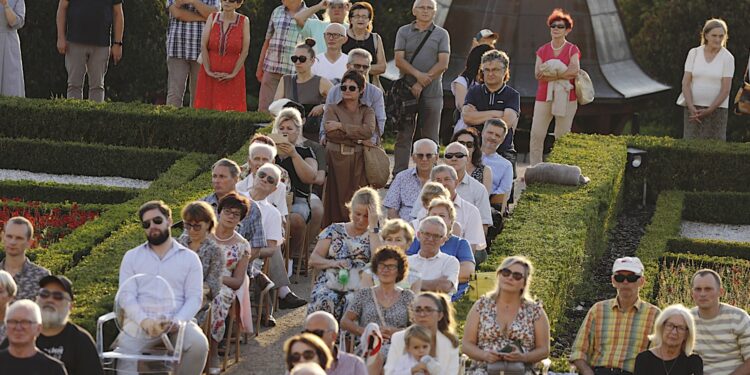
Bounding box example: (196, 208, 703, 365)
(682, 192, 750, 225)
(667, 237, 750, 261)
(0, 180, 138, 204)
(1, 200, 108, 213)
(485, 134, 627, 332)
(0, 137, 185, 180)
(0, 97, 271, 156)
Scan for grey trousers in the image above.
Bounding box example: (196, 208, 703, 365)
(268, 247, 290, 289)
(166, 57, 201, 107)
(65, 42, 110, 102)
(393, 95, 444, 176)
(115, 320, 208, 375)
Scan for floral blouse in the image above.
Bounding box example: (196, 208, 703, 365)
(176, 233, 225, 300)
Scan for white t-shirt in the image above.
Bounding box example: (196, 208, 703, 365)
(407, 251, 460, 296)
(236, 176, 288, 217)
(312, 52, 349, 84)
(251, 198, 284, 272)
(685, 46, 735, 108)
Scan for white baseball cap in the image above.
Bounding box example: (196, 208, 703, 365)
(612, 257, 644, 275)
(475, 29, 499, 41)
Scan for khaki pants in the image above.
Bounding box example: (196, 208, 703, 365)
(257, 72, 282, 113)
(166, 57, 201, 107)
(115, 320, 209, 375)
(529, 100, 578, 166)
(65, 42, 110, 102)
(393, 95, 444, 176)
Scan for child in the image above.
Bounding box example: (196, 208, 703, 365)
(386, 325, 442, 375)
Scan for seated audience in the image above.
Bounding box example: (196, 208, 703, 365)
(452, 128, 493, 193)
(407, 216, 459, 296)
(291, 362, 328, 375)
(1, 217, 50, 300)
(360, 219, 418, 290)
(386, 325, 440, 375)
(442, 141, 492, 227)
(311, 23, 349, 84)
(0, 270, 17, 343)
(409, 182, 453, 230)
(480, 119, 514, 207)
(304, 311, 367, 375)
(285, 333, 333, 373)
(0, 300, 66, 374)
(236, 141, 289, 216)
(634, 304, 703, 375)
(384, 139, 438, 221)
(247, 163, 286, 273)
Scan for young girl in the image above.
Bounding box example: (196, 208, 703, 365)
(386, 325, 441, 375)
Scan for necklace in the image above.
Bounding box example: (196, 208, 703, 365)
(658, 347, 679, 375)
(213, 231, 234, 242)
(551, 40, 566, 51)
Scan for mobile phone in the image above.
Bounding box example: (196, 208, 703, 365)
(498, 344, 514, 353)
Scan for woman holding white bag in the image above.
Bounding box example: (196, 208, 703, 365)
(529, 8, 580, 166)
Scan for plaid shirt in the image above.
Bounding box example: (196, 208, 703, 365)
(202, 193, 267, 249)
(570, 298, 660, 373)
(263, 3, 312, 75)
(0, 257, 50, 301)
(166, 0, 220, 60)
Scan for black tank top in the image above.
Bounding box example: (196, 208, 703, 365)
(342, 32, 379, 64)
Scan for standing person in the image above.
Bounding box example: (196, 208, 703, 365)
(257, 0, 308, 113)
(56, 0, 123, 102)
(570, 257, 660, 375)
(452, 128, 493, 193)
(193, 0, 250, 112)
(293, 0, 350, 56)
(341, 2, 386, 88)
(529, 8, 581, 166)
(384, 138, 438, 221)
(0, 300, 66, 374)
(452, 44, 492, 135)
(634, 304, 703, 375)
(680, 19, 734, 140)
(392, 0, 450, 177)
(0, 217, 50, 301)
(0, 270, 17, 343)
(311, 23, 348, 84)
(165, 0, 219, 107)
(303, 311, 367, 375)
(690, 269, 750, 375)
(1, 0, 25, 97)
(471, 29, 498, 49)
(321, 70, 376, 227)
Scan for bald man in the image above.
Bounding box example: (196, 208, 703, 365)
(304, 311, 366, 374)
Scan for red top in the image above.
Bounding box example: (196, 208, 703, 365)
(535, 41, 581, 102)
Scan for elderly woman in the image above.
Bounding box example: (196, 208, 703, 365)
(529, 8, 581, 166)
(386, 292, 460, 374)
(341, 246, 415, 372)
(284, 333, 333, 373)
(452, 128, 493, 193)
(634, 304, 703, 375)
(342, 2, 386, 87)
(0, 0, 25, 96)
(0, 270, 17, 342)
(360, 219, 417, 289)
(293, 0, 350, 55)
(236, 141, 289, 215)
(409, 181, 456, 233)
(177, 201, 225, 324)
(680, 19, 734, 140)
(463, 256, 551, 375)
(308, 186, 382, 321)
(321, 69, 376, 227)
(452, 45, 493, 135)
(193, 0, 250, 112)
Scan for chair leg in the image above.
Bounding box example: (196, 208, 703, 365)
(222, 302, 235, 371)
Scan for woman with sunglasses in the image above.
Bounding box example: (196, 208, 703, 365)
(385, 292, 460, 374)
(452, 128, 493, 193)
(634, 304, 703, 375)
(529, 8, 580, 166)
(193, 0, 250, 112)
(341, 2, 386, 88)
(284, 333, 333, 373)
(321, 69, 376, 227)
(207, 193, 257, 374)
(463, 256, 550, 374)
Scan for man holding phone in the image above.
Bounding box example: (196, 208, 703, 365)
(569, 257, 660, 375)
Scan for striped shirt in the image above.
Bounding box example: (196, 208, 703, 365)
(165, 0, 220, 60)
(691, 303, 750, 375)
(569, 298, 660, 372)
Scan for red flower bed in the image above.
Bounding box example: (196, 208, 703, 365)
(1, 198, 99, 248)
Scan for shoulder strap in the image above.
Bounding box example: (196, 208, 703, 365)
(291, 74, 299, 102)
(409, 25, 435, 65)
(373, 33, 380, 55)
(370, 287, 387, 327)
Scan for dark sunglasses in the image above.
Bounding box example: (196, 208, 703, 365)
(613, 274, 641, 283)
(257, 171, 277, 185)
(141, 216, 164, 229)
(302, 329, 326, 338)
(290, 350, 317, 363)
(290, 55, 308, 63)
(39, 288, 70, 301)
(340, 84, 359, 92)
(444, 152, 467, 160)
(550, 24, 567, 29)
(499, 268, 525, 281)
(414, 153, 435, 160)
(457, 140, 475, 149)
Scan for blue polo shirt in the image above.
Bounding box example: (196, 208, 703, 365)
(464, 83, 521, 152)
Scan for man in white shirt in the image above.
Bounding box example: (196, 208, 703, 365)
(442, 141, 491, 227)
(236, 142, 289, 217)
(407, 216, 459, 296)
(293, 0, 350, 55)
(248, 163, 286, 274)
(311, 23, 348, 83)
(116, 200, 208, 375)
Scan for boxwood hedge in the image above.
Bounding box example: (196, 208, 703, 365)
(682, 192, 750, 225)
(0, 180, 138, 204)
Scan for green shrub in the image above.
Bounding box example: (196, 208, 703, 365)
(683, 192, 750, 225)
(0, 97, 271, 155)
(0, 200, 108, 213)
(0, 180, 138, 204)
(0, 137, 187, 180)
(667, 238, 750, 261)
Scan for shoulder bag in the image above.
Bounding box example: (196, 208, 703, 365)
(363, 126, 390, 188)
(733, 64, 750, 115)
(385, 26, 435, 128)
(325, 239, 364, 292)
(570, 45, 594, 105)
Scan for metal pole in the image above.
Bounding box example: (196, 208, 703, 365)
(642, 177, 647, 207)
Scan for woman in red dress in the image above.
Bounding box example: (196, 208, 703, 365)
(194, 0, 250, 112)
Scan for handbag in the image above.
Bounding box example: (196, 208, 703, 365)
(575, 69, 594, 105)
(363, 132, 390, 188)
(385, 26, 435, 127)
(677, 48, 699, 106)
(325, 239, 365, 292)
(290, 75, 324, 141)
(733, 65, 750, 115)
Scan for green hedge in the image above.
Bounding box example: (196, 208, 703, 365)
(0, 200, 108, 213)
(0, 180, 138, 204)
(0, 137, 185, 180)
(667, 238, 750, 261)
(0, 97, 271, 156)
(683, 192, 750, 225)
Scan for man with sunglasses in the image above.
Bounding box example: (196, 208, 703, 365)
(0, 300, 66, 374)
(0, 216, 50, 301)
(570, 257, 660, 375)
(303, 311, 367, 374)
(0, 275, 102, 374)
(442, 141, 492, 229)
(384, 138, 437, 220)
(407, 216, 459, 296)
(116, 200, 208, 375)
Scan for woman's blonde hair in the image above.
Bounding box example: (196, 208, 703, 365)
(403, 324, 432, 350)
(427, 197, 456, 225)
(487, 255, 535, 302)
(701, 18, 728, 47)
(649, 304, 697, 355)
(345, 186, 382, 218)
(419, 182, 450, 209)
(273, 108, 304, 145)
(0, 270, 17, 298)
(380, 219, 415, 245)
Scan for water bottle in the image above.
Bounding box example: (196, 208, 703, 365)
(338, 268, 350, 286)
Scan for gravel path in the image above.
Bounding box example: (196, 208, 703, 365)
(0, 169, 151, 189)
(681, 221, 750, 243)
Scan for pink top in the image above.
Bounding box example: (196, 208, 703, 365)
(535, 42, 581, 102)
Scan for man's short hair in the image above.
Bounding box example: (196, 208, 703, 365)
(430, 164, 458, 181)
(138, 200, 172, 221)
(212, 158, 242, 179)
(305, 310, 339, 332)
(5, 299, 42, 325)
(483, 118, 508, 133)
(412, 0, 437, 10)
(249, 142, 277, 161)
(692, 269, 722, 289)
(4, 216, 34, 240)
(413, 138, 438, 154)
(347, 48, 373, 65)
(445, 142, 469, 156)
(419, 215, 447, 236)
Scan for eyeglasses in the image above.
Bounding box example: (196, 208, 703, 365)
(340, 84, 359, 92)
(221, 209, 243, 219)
(457, 141, 475, 149)
(324, 32, 344, 39)
(413, 153, 435, 160)
(183, 222, 204, 232)
(419, 231, 443, 241)
(412, 306, 439, 315)
(257, 170, 277, 185)
(613, 274, 641, 283)
(664, 322, 689, 334)
(223, 0, 242, 3)
(550, 23, 567, 29)
(351, 63, 370, 70)
(499, 268, 525, 281)
(444, 152, 466, 160)
(290, 350, 317, 363)
(302, 329, 326, 338)
(39, 288, 70, 301)
(6, 319, 34, 328)
(378, 263, 398, 271)
(290, 55, 308, 63)
(141, 216, 164, 229)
